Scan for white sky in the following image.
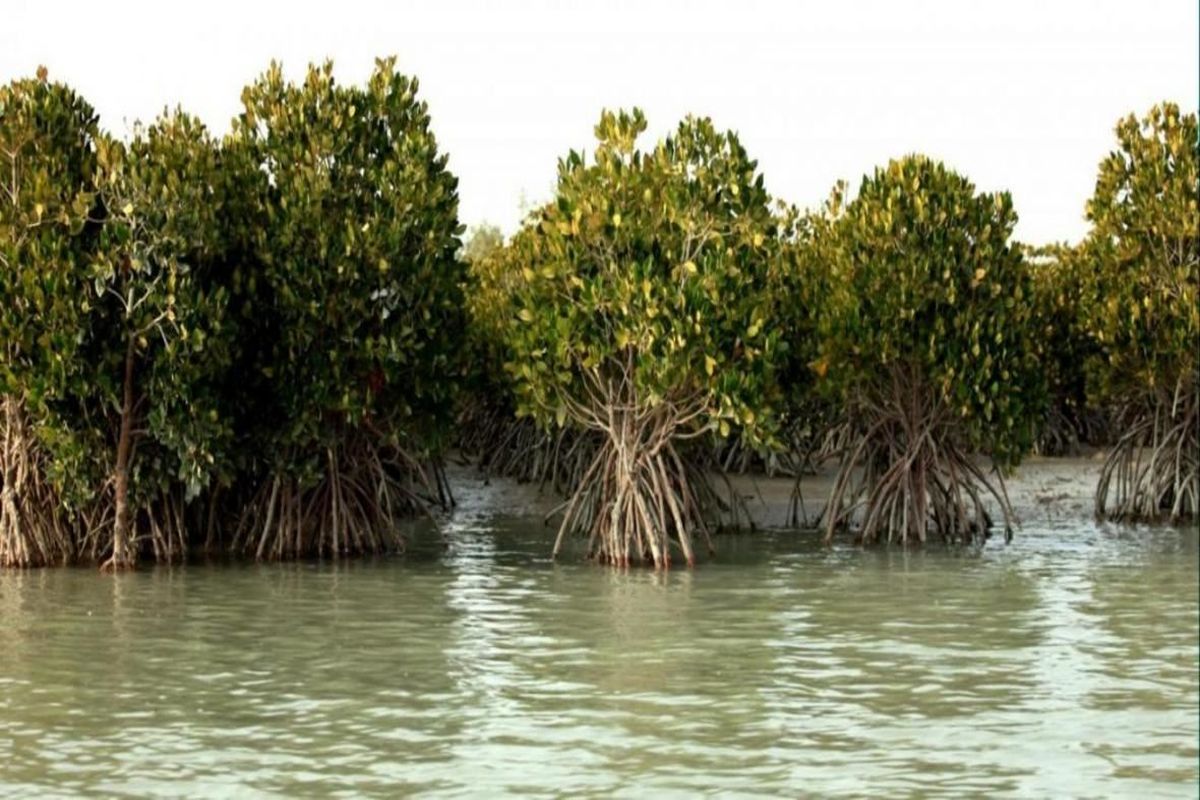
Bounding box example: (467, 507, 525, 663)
(3, 0, 1196, 245)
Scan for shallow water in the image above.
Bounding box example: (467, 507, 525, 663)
(0, 476, 1196, 798)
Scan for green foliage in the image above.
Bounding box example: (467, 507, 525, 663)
(0, 71, 101, 507)
(1080, 102, 1198, 522)
(770, 188, 845, 446)
(816, 155, 1044, 466)
(1026, 242, 1105, 451)
(0, 72, 235, 564)
(1081, 102, 1198, 402)
(504, 109, 783, 441)
(88, 111, 234, 504)
(232, 58, 468, 479)
(462, 221, 517, 396)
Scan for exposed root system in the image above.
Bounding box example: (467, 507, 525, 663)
(551, 429, 713, 567)
(0, 398, 74, 567)
(458, 402, 599, 495)
(141, 488, 190, 563)
(233, 433, 446, 559)
(547, 359, 740, 568)
(788, 421, 853, 527)
(1096, 379, 1198, 523)
(1035, 404, 1113, 456)
(817, 367, 1014, 545)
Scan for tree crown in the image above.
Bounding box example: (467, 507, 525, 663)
(504, 109, 784, 441)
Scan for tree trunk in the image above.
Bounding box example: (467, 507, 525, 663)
(106, 339, 138, 571)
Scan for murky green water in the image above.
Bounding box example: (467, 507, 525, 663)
(0, 477, 1197, 798)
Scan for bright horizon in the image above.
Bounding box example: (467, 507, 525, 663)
(3, 0, 1196, 245)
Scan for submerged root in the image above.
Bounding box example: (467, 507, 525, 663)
(551, 432, 715, 568)
(819, 368, 1014, 545)
(0, 398, 75, 567)
(546, 357, 741, 568)
(1096, 380, 1198, 523)
(233, 434, 445, 559)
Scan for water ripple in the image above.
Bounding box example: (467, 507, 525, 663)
(0, 473, 1196, 798)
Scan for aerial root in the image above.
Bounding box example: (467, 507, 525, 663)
(0, 397, 74, 568)
(458, 402, 599, 495)
(1096, 380, 1198, 523)
(551, 431, 712, 568)
(233, 433, 446, 559)
(817, 367, 1014, 545)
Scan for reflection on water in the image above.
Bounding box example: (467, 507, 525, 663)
(0, 479, 1196, 797)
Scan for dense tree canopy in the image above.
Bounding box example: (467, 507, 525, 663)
(235, 58, 466, 451)
(1082, 102, 1198, 521)
(1, 63, 1193, 569)
(0, 71, 99, 565)
(810, 155, 1044, 542)
(818, 156, 1043, 463)
(502, 109, 786, 565)
(1082, 102, 1198, 403)
(506, 109, 783, 443)
(228, 58, 468, 557)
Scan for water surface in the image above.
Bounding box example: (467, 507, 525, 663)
(0, 477, 1196, 797)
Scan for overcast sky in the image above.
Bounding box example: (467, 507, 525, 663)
(3, 0, 1196, 245)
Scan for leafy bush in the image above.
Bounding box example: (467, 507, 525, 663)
(811, 155, 1044, 543)
(0, 69, 99, 565)
(228, 58, 468, 558)
(1026, 243, 1108, 455)
(502, 109, 785, 566)
(85, 111, 233, 567)
(0, 72, 234, 568)
(1082, 102, 1198, 521)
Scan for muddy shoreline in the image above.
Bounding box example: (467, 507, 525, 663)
(449, 452, 1117, 534)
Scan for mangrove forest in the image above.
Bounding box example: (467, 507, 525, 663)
(0, 61, 1196, 569)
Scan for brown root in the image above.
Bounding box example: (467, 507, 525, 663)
(818, 365, 1015, 545)
(0, 397, 75, 568)
(1035, 403, 1113, 456)
(547, 355, 738, 568)
(551, 430, 713, 568)
(142, 488, 190, 563)
(789, 419, 853, 527)
(458, 401, 600, 496)
(75, 480, 187, 568)
(232, 432, 445, 560)
(1096, 377, 1198, 523)
(713, 400, 833, 482)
